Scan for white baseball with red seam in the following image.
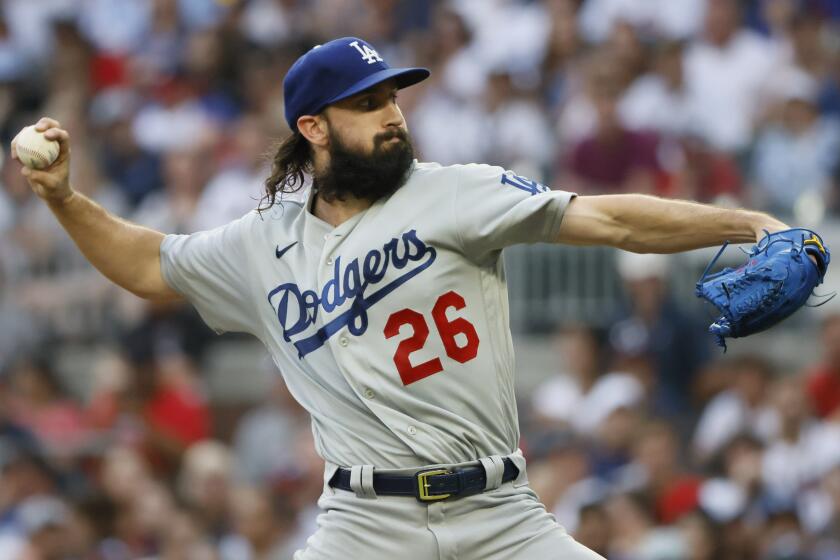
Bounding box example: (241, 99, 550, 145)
(15, 125, 60, 170)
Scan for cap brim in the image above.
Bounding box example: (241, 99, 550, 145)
(322, 67, 430, 110)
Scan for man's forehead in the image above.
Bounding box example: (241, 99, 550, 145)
(347, 79, 399, 99)
(325, 80, 399, 114)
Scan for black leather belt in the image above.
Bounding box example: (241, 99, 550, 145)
(328, 458, 519, 502)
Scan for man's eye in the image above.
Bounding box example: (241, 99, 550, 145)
(359, 98, 374, 109)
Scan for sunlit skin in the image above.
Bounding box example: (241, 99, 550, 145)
(7, 84, 795, 305)
(296, 79, 407, 226)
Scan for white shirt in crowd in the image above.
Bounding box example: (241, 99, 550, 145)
(692, 389, 776, 461)
(683, 30, 781, 152)
(578, 0, 704, 42)
(619, 74, 694, 137)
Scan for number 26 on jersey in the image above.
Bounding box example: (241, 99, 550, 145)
(384, 290, 480, 385)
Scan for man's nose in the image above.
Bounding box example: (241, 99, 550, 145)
(382, 102, 404, 129)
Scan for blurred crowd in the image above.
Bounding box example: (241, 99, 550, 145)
(0, 0, 840, 559)
(525, 251, 840, 560)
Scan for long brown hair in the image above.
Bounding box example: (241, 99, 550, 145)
(259, 131, 312, 212)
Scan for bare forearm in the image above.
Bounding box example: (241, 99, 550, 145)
(47, 190, 178, 300)
(557, 194, 788, 253)
(12, 118, 180, 300)
(609, 195, 777, 252)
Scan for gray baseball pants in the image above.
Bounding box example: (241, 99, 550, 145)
(294, 454, 605, 560)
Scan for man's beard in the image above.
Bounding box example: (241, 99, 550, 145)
(313, 127, 415, 203)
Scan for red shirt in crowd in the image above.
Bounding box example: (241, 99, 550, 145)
(656, 475, 704, 524)
(87, 380, 210, 469)
(568, 129, 661, 192)
(144, 384, 210, 446)
(805, 365, 840, 418)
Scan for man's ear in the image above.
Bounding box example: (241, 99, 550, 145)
(297, 115, 328, 148)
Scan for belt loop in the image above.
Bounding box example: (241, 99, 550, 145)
(478, 455, 505, 491)
(350, 465, 377, 498)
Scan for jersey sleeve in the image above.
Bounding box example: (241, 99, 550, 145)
(454, 164, 576, 260)
(159, 213, 258, 335)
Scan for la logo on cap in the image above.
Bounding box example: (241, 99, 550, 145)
(282, 36, 430, 130)
(349, 40, 383, 65)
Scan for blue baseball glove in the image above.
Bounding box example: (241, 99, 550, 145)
(695, 228, 831, 349)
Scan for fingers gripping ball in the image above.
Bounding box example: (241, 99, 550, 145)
(15, 125, 60, 170)
(695, 228, 831, 349)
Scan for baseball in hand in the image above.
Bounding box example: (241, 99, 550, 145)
(14, 125, 60, 169)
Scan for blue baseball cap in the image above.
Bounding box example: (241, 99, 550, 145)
(283, 37, 430, 131)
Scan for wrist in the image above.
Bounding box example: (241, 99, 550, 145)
(749, 213, 788, 242)
(44, 186, 76, 209)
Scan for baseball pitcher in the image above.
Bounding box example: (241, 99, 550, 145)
(13, 37, 826, 559)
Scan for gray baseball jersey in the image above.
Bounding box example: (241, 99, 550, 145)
(160, 162, 575, 469)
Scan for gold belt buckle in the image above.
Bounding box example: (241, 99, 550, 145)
(416, 468, 451, 502)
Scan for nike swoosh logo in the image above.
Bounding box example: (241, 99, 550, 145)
(275, 241, 298, 259)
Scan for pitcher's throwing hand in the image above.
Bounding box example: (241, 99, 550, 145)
(11, 118, 73, 204)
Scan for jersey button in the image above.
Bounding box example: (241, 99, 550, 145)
(339, 337, 349, 347)
(407, 425, 417, 436)
(326, 257, 334, 265)
(364, 388, 375, 399)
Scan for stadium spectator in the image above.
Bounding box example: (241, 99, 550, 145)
(572, 503, 610, 557)
(219, 486, 298, 560)
(610, 251, 711, 419)
(155, 511, 218, 560)
(530, 326, 603, 428)
(761, 375, 838, 504)
(232, 372, 309, 485)
(750, 69, 840, 217)
(683, 0, 780, 152)
(677, 511, 722, 560)
(9, 495, 73, 560)
(5, 357, 90, 460)
(0, 262, 39, 372)
(541, 0, 584, 112)
(603, 491, 687, 559)
(604, 20, 647, 88)
(696, 434, 765, 535)
(622, 421, 704, 525)
(692, 356, 775, 464)
(132, 138, 217, 234)
(193, 113, 275, 231)
(618, 41, 693, 138)
(178, 440, 235, 540)
(474, 69, 555, 174)
(562, 59, 662, 195)
(526, 430, 591, 518)
(755, 0, 799, 56)
(0, 1, 838, 556)
(98, 445, 152, 509)
(91, 88, 163, 207)
(410, 6, 487, 165)
(552, 49, 615, 152)
(578, 0, 704, 43)
(664, 134, 744, 204)
(804, 313, 840, 419)
(87, 349, 210, 473)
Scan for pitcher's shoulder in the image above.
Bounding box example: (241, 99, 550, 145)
(235, 197, 306, 238)
(248, 197, 306, 221)
(411, 161, 502, 179)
